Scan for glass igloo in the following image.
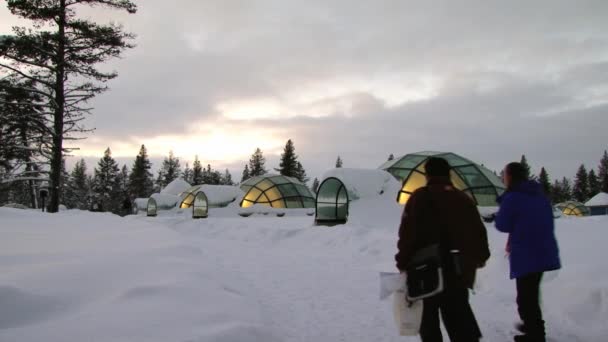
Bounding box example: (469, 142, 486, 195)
(240, 175, 315, 208)
(555, 201, 590, 217)
(380, 151, 505, 206)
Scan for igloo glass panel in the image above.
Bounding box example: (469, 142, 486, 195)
(393, 155, 427, 169)
(403, 171, 427, 193)
(303, 198, 316, 208)
(286, 198, 303, 208)
(398, 192, 411, 205)
(278, 184, 299, 197)
(442, 153, 472, 167)
(270, 200, 286, 208)
(256, 179, 274, 191)
(472, 188, 498, 206)
(317, 203, 336, 220)
(457, 166, 492, 187)
(193, 192, 208, 218)
(450, 170, 468, 191)
(241, 200, 254, 208)
(391, 169, 414, 181)
(244, 188, 262, 202)
(180, 194, 195, 208)
(264, 187, 282, 202)
(337, 186, 349, 205)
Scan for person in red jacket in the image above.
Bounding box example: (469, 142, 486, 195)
(396, 157, 490, 342)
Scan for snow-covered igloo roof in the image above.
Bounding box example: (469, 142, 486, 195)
(179, 185, 244, 208)
(161, 179, 191, 195)
(586, 192, 608, 207)
(319, 168, 401, 201)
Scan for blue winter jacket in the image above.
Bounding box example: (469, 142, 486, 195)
(495, 181, 561, 279)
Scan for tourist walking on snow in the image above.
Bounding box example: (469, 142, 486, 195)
(495, 162, 561, 342)
(396, 157, 490, 342)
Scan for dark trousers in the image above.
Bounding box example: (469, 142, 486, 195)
(516, 272, 545, 340)
(420, 287, 482, 342)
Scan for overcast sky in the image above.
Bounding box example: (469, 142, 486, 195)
(1, 1, 607, 182)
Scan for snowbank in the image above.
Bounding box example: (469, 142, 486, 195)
(586, 192, 608, 206)
(161, 178, 191, 195)
(320, 168, 401, 200)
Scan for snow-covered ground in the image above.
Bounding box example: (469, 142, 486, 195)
(1, 206, 607, 342)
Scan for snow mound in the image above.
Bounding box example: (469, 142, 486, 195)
(161, 178, 191, 195)
(586, 192, 608, 206)
(150, 193, 179, 209)
(320, 168, 401, 200)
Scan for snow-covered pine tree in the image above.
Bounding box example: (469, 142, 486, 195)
(192, 156, 203, 185)
(222, 169, 234, 185)
(241, 164, 251, 183)
(276, 140, 298, 177)
(538, 167, 551, 197)
(118, 165, 129, 195)
(128, 145, 154, 198)
(572, 165, 589, 202)
(599, 150, 608, 193)
(64, 159, 89, 209)
(183, 163, 193, 184)
(588, 169, 601, 198)
(92, 148, 120, 212)
(249, 148, 267, 177)
(1, 0, 137, 212)
(0, 78, 49, 208)
(335, 156, 343, 168)
(311, 178, 320, 193)
(160, 151, 181, 187)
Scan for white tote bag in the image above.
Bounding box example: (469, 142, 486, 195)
(393, 290, 423, 336)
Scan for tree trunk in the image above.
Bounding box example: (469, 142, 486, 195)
(49, 0, 67, 213)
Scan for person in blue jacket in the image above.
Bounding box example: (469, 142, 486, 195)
(495, 162, 561, 342)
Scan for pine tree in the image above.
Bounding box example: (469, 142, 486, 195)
(1, 0, 137, 212)
(249, 148, 267, 177)
(520, 155, 532, 179)
(192, 156, 204, 185)
(205, 164, 221, 185)
(572, 164, 590, 202)
(92, 148, 120, 212)
(294, 161, 309, 183)
(335, 156, 343, 168)
(128, 145, 154, 198)
(222, 169, 234, 185)
(64, 158, 89, 209)
(241, 164, 251, 183)
(183, 163, 193, 184)
(599, 150, 608, 193)
(154, 170, 164, 193)
(588, 169, 601, 198)
(276, 140, 298, 177)
(561, 177, 572, 202)
(311, 178, 320, 193)
(160, 151, 181, 187)
(550, 180, 563, 204)
(388, 154, 395, 161)
(538, 167, 551, 196)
